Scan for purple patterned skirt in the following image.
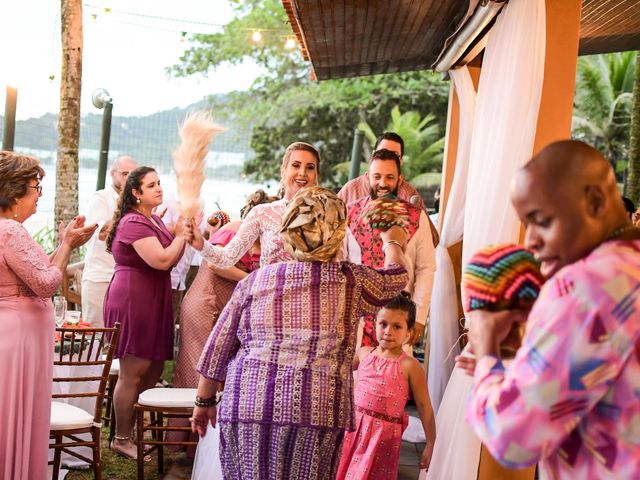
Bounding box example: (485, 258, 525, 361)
(219, 421, 344, 480)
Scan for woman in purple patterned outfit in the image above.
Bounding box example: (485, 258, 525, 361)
(188, 187, 410, 479)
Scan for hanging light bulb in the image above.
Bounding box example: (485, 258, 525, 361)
(251, 30, 262, 43)
(284, 36, 296, 50)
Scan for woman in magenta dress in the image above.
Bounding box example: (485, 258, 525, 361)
(0, 151, 96, 479)
(104, 166, 186, 459)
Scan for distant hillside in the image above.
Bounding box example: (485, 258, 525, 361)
(0, 94, 254, 171)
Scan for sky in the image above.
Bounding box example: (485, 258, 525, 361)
(0, 0, 264, 120)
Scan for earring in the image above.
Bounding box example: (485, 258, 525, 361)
(136, 198, 141, 204)
(13, 212, 18, 218)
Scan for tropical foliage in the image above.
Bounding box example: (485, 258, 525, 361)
(627, 51, 640, 204)
(572, 52, 636, 175)
(358, 106, 445, 181)
(170, 0, 449, 187)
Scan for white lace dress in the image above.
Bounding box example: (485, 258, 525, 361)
(200, 198, 293, 268)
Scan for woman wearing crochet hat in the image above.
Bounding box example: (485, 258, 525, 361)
(425, 244, 544, 480)
(187, 187, 409, 479)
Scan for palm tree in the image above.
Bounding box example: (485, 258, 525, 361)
(572, 52, 636, 179)
(626, 51, 640, 205)
(56, 0, 83, 226)
(358, 106, 445, 182)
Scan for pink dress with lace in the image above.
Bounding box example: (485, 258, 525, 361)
(337, 350, 410, 480)
(0, 219, 63, 480)
(200, 199, 293, 268)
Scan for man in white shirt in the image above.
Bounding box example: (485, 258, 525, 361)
(81, 155, 137, 326)
(344, 148, 436, 348)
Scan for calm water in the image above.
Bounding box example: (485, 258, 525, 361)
(24, 165, 277, 234)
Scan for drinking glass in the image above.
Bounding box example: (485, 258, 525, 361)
(65, 310, 81, 326)
(53, 296, 67, 328)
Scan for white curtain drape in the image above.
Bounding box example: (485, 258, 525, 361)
(428, 66, 477, 414)
(461, 0, 546, 270)
(422, 0, 546, 478)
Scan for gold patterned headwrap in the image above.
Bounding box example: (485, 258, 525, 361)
(280, 186, 346, 262)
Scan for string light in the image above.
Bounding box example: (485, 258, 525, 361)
(284, 36, 296, 50)
(80, 3, 299, 51)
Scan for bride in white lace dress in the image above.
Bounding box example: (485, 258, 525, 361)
(199, 142, 321, 269)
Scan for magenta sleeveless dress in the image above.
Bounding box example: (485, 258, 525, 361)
(337, 350, 410, 480)
(104, 211, 175, 360)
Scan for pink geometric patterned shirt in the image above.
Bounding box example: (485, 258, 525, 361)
(466, 240, 640, 478)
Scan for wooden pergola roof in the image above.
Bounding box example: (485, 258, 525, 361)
(283, 0, 640, 80)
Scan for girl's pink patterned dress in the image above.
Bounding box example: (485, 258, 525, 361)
(337, 350, 409, 480)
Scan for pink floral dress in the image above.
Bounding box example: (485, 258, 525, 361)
(337, 350, 410, 480)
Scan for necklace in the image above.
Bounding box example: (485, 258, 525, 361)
(607, 224, 637, 241)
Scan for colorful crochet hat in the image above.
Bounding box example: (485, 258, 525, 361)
(360, 194, 410, 231)
(207, 210, 231, 228)
(462, 244, 545, 313)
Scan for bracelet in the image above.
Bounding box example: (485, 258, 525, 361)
(194, 393, 222, 407)
(382, 240, 403, 253)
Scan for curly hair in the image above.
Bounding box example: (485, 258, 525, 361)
(0, 151, 45, 211)
(106, 166, 156, 252)
(240, 189, 279, 219)
(380, 291, 417, 330)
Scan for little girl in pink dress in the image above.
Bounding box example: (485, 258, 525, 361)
(337, 292, 436, 479)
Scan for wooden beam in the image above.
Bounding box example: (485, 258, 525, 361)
(532, 0, 582, 154)
(518, 0, 582, 244)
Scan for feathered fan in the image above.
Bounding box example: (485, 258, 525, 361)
(172, 111, 225, 219)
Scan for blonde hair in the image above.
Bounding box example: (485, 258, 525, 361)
(278, 142, 321, 198)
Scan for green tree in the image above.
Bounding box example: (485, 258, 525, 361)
(626, 51, 640, 205)
(245, 72, 448, 187)
(358, 106, 445, 181)
(573, 52, 636, 177)
(170, 0, 449, 187)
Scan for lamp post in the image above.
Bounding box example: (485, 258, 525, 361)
(349, 128, 364, 181)
(92, 88, 113, 190)
(2, 86, 18, 151)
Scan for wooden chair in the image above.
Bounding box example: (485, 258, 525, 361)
(101, 358, 120, 443)
(134, 388, 198, 479)
(62, 261, 84, 310)
(49, 323, 120, 480)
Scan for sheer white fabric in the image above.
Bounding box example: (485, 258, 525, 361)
(428, 66, 477, 414)
(461, 0, 546, 272)
(200, 199, 293, 268)
(425, 356, 478, 480)
(191, 424, 223, 480)
(422, 1, 546, 478)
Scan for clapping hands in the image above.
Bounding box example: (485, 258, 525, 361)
(59, 216, 97, 249)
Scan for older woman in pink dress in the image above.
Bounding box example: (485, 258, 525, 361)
(0, 151, 96, 480)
